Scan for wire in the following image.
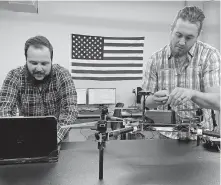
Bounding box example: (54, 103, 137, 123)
(149, 130, 156, 139)
(129, 92, 137, 107)
(135, 132, 145, 140)
(217, 145, 220, 152)
(80, 128, 89, 140)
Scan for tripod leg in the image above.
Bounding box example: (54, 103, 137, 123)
(99, 144, 104, 180)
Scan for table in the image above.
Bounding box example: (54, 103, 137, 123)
(0, 140, 220, 185)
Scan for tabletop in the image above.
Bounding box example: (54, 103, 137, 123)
(0, 139, 220, 185)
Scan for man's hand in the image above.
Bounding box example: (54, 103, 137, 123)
(153, 90, 169, 105)
(167, 87, 196, 107)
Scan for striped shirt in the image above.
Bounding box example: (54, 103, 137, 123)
(142, 41, 220, 138)
(0, 64, 78, 142)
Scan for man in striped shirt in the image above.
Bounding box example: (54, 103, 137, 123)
(142, 6, 220, 139)
(0, 35, 78, 143)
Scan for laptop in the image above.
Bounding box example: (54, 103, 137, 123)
(0, 116, 58, 165)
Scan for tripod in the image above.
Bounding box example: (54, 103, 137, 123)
(94, 107, 136, 180)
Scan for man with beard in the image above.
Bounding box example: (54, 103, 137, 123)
(142, 6, 220, 139)
(0, 35, 78, 143)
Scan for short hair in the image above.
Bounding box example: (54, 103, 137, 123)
(171, 6, 205, 35)
(24, 35, 53, 60)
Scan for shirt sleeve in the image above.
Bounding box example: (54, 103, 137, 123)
(0, 69, 19, 117)
(57, 68, 78, 142)
(202, 49, 221, 90)
(141, 57, 158, 93)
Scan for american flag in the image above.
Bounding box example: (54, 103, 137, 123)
(70, 34, 144, 81)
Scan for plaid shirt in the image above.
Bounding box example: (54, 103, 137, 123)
(142, 41, 220, 138)
(0, 64, 78, 142)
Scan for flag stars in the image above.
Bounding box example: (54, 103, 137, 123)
(72, 35, 103, 60)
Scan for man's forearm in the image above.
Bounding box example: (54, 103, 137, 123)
(57, 125, 70, 143)
(57, 106, 78, 143)
(192, 91, 220, 110)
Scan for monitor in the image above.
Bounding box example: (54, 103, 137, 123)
(88, 88, 116, 105)
(76, 88, 87, 105)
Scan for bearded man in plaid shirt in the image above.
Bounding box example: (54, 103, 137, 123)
(0, 35, 78, 143)
(142, 6, 220, 139)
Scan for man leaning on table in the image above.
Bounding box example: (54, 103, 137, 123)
(0, 35, 78, 143)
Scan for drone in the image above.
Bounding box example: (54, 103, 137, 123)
(62, 104, 220, 180)
(62, 90, 220, 180)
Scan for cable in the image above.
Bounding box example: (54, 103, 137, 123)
(80, 128, 89, 140)
(217, 145, 220, 152)
(149, 130, 156, 139)
(135, 132, 145, 140)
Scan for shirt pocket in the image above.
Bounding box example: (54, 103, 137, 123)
(158, 68, 176, 93)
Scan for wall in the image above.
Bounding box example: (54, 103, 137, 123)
(0, 1, 220, 108)
(186, 1, 220, 50)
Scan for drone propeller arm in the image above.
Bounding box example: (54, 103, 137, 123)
(202, 130, 220, 138)
(108, 126, 137, 137)
(61, 121, 98, 129)
(60, 119, 220, 139)
(106, 115, 124, 121)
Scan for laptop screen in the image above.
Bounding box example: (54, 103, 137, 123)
(0, 116, 57, 160)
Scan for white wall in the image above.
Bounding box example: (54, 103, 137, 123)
(0, 1, 219, 108)
(186, 1, 220, 50)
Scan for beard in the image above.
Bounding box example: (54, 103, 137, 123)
(173, 50, 186, 58)
(170, 45, 188, 58)
(26, 64, 52, 85)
